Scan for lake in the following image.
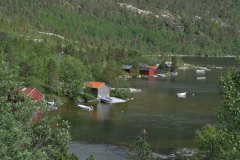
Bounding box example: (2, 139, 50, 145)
(58, 57, 236, 159)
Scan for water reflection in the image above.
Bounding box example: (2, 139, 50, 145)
(91, 103, 112, 121)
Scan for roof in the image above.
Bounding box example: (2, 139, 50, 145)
(146, 65, 158, 70)
(87, 81, 105, 89)
(140, 67, 153, 71)
(122, 65, 134, 70)
(22, 87, 36, 96)
(21, 87, 44, 102)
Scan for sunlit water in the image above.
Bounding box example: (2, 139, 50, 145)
(58, 57, 236, 159)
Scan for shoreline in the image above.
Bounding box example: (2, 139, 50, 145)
(146, 54, 237, 58)
(68, 141, 195, 160)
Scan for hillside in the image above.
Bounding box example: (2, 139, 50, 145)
(1, 0, 240, 55)
(0, 0, 239, 99)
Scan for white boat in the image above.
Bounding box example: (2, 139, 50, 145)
(176, 92, 187, 98)
(157, 73, 167, 77)
(196, 70, 205, 74)
(129, 88, 142, 93)
(47, 101, 57, 111)
(178, 66, 188, 70)
(170, 72, 178, 76)
(47, 101, 55, 106)
(198, 67, 211, 71)
(215, 66, 223, 69)
(197, 77, 206, 80)
(77, 104, 93, 111)
(152, 75, 159, 78)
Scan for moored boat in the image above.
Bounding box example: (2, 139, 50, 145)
(176, 92, 187, 98)
(100, 96, 112, 103)
(196, 77, 206, 80)
(77, 104, 93, 111)
(196, 69, 205, 74)
(157, 73, 167, 77)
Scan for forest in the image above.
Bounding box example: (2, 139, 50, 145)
(0, 0, 239, 99)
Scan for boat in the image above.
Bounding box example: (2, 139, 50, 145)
(176, 92, 187, 98)
(47, 101, 57, 111)
(129, 88, 142, 93)
(100, 96, 112, 103)
(196, 77, 206, 80)
(157, 73, 167, 77)
(170, 72, 178, 76)
(47, 101, 55, 106)
(152, 74, 159, 78)
(215, 66, 223, 69)
(196, 70, 205, 74)
(198, 67, 211, 71)
(77, 104, 93, 111)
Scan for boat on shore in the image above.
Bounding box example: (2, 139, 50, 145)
(157, 73, 167, 77)
(170, 72, 178, 76)
(47, 101, 57, 111)
(77, 104, 93, 111)
(100, 96, 113, 103)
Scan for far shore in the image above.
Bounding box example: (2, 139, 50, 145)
(146, 54, 237, 58)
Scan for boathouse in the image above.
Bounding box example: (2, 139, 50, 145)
(146, 65, 160, 73)
(87, 81, 110, 98)
(140, 67, 155, 76)
(122, 65, 136, 74)
(21, 87, 44, 102)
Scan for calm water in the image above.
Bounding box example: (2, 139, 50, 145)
(58, 57, 236, 158)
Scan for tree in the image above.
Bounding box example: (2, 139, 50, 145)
(0, 53, 77, 159)
(46, 57, 59, 93)
(59, 55, 89, 99)
(171, 56, 178, 72)
(193, 66, 240, 159)
(0, 52, 19, 100)
(128, 132, 154, 160)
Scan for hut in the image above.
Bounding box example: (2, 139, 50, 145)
(21, 87, 44, 102)
(87, 81, 110, 98)
(146, 65, 160, 73)
(140, 67, 155, 76)
(122, 65, 136, 74)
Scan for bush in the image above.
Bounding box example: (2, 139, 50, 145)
(110, 88, 130, 99)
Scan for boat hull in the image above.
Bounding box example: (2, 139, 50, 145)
(77, 104, 93, 111)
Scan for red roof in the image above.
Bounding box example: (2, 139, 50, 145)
(21, 87, 44, 102)
(146, 66, 158, 70)
(87, 81, 105, 89)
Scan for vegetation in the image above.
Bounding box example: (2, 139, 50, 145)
(128, 136, 154, 160)
(192, 66, 240, 159)
(0, 54, 77, 159)
(1, 0, 239, 56)
(0, 0, 239, 99)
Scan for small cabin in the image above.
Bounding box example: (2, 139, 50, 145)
(146, 65, 160, 74)
(140, 67, 156, 76)
(122, 65, 136, 74)
(87, 81, 110, 98)
(21, 87, 44, 102)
